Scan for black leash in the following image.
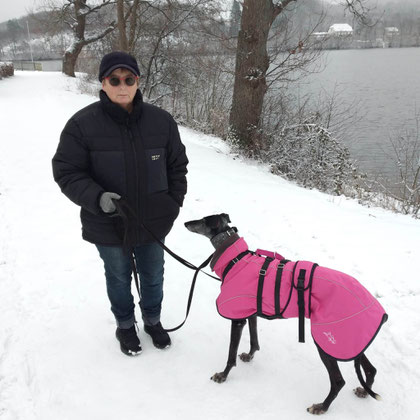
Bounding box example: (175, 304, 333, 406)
(140, 225, 219, 281)
(113, 199, 219, 280)
(165, 253, 213, 332)
(112, 199, 218, 332)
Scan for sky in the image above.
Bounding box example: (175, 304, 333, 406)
(0, 0, 40, 22)
(1, 0, 415, 24)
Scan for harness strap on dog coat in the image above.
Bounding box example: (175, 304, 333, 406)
(274, 259, 290, 316)
(295, 264, 318, 343)
(297, 269, 306, 343)
(222, 250, 251, 281)
(257, 257, 274, 316)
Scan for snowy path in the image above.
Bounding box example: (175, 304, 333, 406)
(0, 71, 419, 420)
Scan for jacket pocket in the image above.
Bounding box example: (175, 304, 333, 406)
(145, 191, 180, 222)
(145, 148, 168, 193)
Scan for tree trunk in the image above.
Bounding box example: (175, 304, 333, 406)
(228, 0, 274, 154)
(117, 0, 128, 51)
(229, 0, 295, 155)
(62, 43, 84, 77)
(128, 0, 140, 53)
(60, 1, 116, 77)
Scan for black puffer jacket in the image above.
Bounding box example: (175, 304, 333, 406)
(52, 90, 188, 245)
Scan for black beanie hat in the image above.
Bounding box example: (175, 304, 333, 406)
(98, 51, 140, 81)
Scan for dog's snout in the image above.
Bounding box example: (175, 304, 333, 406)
(184, 220, 199, 232)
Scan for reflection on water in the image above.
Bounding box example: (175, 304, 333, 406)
(295, 48, 420, 181)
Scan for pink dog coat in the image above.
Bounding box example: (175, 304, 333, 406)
(212, 238, 387, 361)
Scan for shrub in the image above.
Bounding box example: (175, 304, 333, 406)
(264, 114, 360, 196)
(0, 62, 14, 79)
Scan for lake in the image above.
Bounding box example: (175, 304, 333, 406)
(295, 47, 420, 182)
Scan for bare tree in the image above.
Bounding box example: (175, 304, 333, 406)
(228, 0, 372, 155)
(132, 0, 211, 99)
(48, 0, 116, 77)
(6, 19, 23, 58)
(228, 0, 298, 154)
(342, 0, 375, 26)
(117, 0, 128, 51)
(72, 0, 221, 108)
(116, 0, 140, 52)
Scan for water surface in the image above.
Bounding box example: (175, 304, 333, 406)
(296, 47, 420, 180)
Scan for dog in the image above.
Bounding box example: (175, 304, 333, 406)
(185, 213, 388, 415)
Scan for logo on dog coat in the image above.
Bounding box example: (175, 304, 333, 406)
(151, 154, 161, 161)
(323, 331, 336, 344)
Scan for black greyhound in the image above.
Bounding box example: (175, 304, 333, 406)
(185, 213, 384, 415)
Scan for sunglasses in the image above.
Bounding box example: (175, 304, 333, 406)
(105, 75, 139, 87)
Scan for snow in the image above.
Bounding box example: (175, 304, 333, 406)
(1, 71, 420, 420)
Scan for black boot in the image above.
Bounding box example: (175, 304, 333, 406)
(144, 322, 171, 349)
(116, 325, 142, 356)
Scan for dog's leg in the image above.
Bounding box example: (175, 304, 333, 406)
(211, 319, 246, 383)
(307, 347, 345, 415)
(353, 354, 378, 399)
(239, 315, 260, 362)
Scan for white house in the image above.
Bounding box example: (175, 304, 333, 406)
(328, 23, 353, 36)
(385, 27, 399, 35)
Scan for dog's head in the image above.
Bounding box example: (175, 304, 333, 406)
(185, 213, 231, 239)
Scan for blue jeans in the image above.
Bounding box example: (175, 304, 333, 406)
(96, 241, 165, 329)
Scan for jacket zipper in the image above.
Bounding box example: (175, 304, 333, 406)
(127, 122, 140, 244)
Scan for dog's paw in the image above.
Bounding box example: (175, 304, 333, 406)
(353, 387, 368, 398)
(211, 372, 227, 383)
(307, 403, 327, 415)
(239, 352, 253, 362)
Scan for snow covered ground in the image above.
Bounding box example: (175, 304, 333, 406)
(1, 71, 419, 420)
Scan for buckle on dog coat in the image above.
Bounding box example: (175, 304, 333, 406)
(221, 250, 250, 281)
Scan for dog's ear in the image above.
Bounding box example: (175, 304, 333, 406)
(221, 213, 231, 224)
(206, 215, 221, 228)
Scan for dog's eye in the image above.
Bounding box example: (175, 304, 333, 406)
(222, 213, 231, 223)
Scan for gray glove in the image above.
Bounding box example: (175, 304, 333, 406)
(99, 192, 121, 213)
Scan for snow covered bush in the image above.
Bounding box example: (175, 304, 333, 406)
(385, 124, 420, 217)
(265, 114, 360, 195)
(0, 62, 14, 79)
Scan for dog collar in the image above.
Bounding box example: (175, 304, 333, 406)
(211, 227, 238, 248)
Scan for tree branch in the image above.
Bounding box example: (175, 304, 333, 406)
(83, 22, 116, 44)
(81, 0, 116, 16)
(341, 0, 376, 26)
(273, 0, 297, 18)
